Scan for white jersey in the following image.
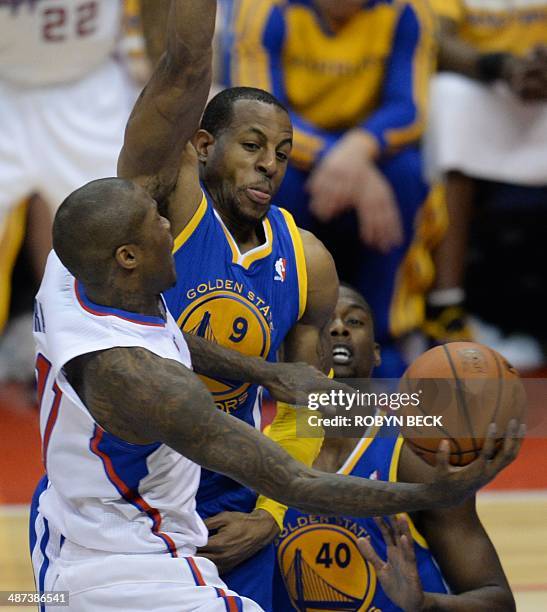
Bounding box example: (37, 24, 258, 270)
(32, 251, 208, 558)
(0, 0, 122, 87)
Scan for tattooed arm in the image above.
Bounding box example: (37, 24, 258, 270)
(184, 332, 352, 406)
(118, 0, 215, 232)
(63, 347, 521, 518)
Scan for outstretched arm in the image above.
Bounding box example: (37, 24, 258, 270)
(398, 443, 516, 611)
(118, 0, 216, 229)
(63, 347, 521, 518)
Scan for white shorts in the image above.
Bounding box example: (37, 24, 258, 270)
(31, 516, 263, 612)
(0, 58, 137, 220)
(424, 72, 547, 186)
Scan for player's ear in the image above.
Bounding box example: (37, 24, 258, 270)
(192, 129, 216, 163)
(373, 342, 381, 368)
(115, 244, 139, 270)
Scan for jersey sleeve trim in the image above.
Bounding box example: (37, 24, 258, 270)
(172, 192, 208, 254)
(390, 436, 430, 549)
(338, 427, 380, 476)
(279, 208, 308, 320)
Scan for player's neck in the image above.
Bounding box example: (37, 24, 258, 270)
(216, 207, 267, 254)
(84, 284, 164, 319)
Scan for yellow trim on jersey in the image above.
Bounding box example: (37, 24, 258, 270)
(279, 208, 308, 320)
(0, 200, 28, 334)
(339, 425, 382, 476)
(389, 435, 430, 549)
(389, 183, 448, 337)
(217, 214, 274, 269)
(172, 192, 208, 253)
(257, 400, 325, 529)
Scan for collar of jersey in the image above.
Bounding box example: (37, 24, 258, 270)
(75, 280, 166, 327)
(213, 209, 273, 269)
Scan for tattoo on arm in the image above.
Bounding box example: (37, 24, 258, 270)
(64, 347, 477, 518)
(183, 333, 270, 385)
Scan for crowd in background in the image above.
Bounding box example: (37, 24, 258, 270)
(0, 0, 546, 387)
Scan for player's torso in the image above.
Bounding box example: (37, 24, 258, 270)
(0, 0, 122, 86)
(453, 0, 547, 55)
(273, 430, 447, 612)
(33, 253, 207, 556)
(164, 191, 305, 424)
(280, 0, 403, 131)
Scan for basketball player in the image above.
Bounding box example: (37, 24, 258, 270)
(30, 176, 520, 611)
(118, 0, 364, 607)
(273, 285, 515, 611)
(0, 0, 137, 361)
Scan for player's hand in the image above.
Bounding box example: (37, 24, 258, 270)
(429, 420, 525, 507)
(306, 130, 375, 222)
(353, 162, 403, 253)
(358, 516, 425, 612)
(264, 361, 356, 408)
(198, 509, 279, 574)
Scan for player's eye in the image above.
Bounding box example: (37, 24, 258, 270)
(276, 151, 288, 162)
(242, 142, 260, 152)
(347, 318, 364, 327)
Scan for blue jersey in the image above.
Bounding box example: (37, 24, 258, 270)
(273, 429, 448, 611)
(163, 189, 307, 516)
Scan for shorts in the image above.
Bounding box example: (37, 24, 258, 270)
(425, 72, 547, 186)
(30, 514, 263, 612)
(0, 59, 137, 220)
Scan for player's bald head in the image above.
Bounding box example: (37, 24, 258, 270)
(53, 178, 150, 285)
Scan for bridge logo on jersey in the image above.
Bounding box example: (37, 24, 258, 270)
(178, 289, 271, 413)
(277, 523, 377, 611)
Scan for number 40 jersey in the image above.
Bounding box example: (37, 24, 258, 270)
(0, 0, 122, 87)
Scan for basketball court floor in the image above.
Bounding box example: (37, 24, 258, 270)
(1, 384, 546, 611)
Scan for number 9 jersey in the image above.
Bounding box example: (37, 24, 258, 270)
(163, 189, 307, 518)
(0, 0, 122, 87)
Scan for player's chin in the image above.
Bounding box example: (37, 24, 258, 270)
(238, 191, 270, 221)
(333, 363, 357, 380)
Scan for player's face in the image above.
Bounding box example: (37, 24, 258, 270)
(204, 100, 293, 224)
(314, 0, 364, 23)
(138, 200, 176, 293)
(329, 288, 380, 379)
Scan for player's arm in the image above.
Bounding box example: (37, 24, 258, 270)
(118, 0, 216, 232)
(358, 1, 435, 157)
(63, 347, 520, 517)
(399, 443, 516, 611)
(139, 0, 171, 68)
(431, 1, 521, 87)
(183, 332, 351, 407)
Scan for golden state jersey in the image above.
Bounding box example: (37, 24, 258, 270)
(163, 189, 307, 515)
(431, 0, 547, 56)
(273, 428, 448, 611)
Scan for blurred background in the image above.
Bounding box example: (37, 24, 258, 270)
(0, 0, 545, 609)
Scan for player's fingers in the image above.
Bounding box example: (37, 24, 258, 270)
(396, 517, 417, 564)
(434, 439, 450, 474)
(375, 517, 396, 547)
(203, 513, 231, 531)
(480, 423, 497, 461)
(357, 537, 385, 573)
(500, 419, 524, 463)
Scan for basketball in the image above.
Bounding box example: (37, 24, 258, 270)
(400, 342, 526, 466)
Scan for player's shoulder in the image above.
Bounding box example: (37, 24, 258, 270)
(297, 227, 334, 272)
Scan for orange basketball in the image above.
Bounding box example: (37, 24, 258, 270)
(399, 342, 526, 466)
